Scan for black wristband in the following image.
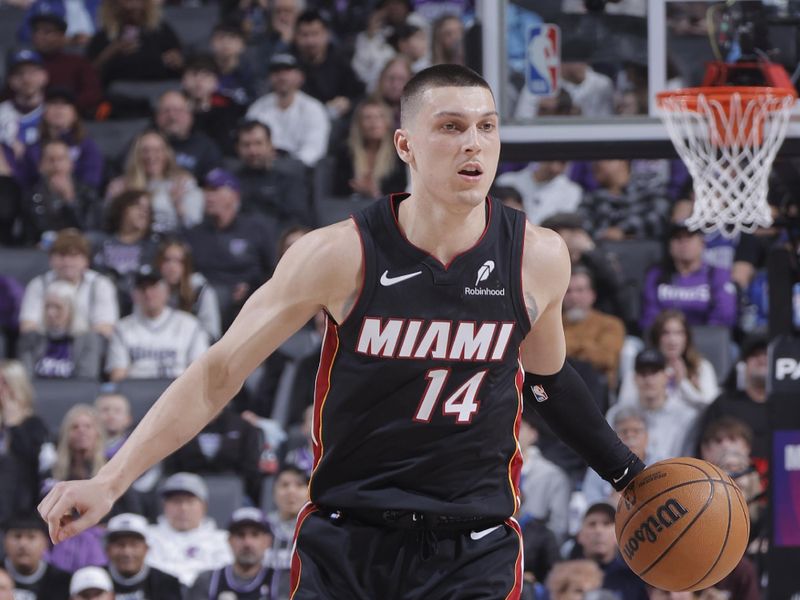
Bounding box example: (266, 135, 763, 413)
(525, 362, 646, 491)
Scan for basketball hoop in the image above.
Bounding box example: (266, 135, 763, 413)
(657, 85, 796, 238)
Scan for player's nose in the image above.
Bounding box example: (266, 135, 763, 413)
(462, 124, 481, 153)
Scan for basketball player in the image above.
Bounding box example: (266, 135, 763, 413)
(39, 65, 644, 599)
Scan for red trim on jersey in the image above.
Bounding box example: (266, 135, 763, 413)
(506, 360, 525, 511)
(309, 319, 340, 474)
(503, 517, 524, 600)
(289, 502, 319, 599)
(339, 215, 367, 326)
(389, 193, 493, 271)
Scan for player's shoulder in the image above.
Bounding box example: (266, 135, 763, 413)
(520, 222, 571, 296)
(288, 218, 361, 260)
(522, 221, 569, 264)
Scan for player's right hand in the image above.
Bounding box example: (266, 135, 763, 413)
(38, 478, 116, 544)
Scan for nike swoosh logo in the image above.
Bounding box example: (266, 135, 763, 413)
(380, 270, 422, 286)
(612, 467, 629, 485)
(469, 525, 503, 541)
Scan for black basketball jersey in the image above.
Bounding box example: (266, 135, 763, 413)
(309, 194, 532, 520)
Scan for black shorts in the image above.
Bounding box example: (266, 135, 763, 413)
(289, 503, 524, 600)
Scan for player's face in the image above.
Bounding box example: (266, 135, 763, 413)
(106, 535, 148, 576)
(3, 529, 47, 572)
(229, 526, 271, 568)
(658, 318, 687, 361)
(400, 86, 499, 209)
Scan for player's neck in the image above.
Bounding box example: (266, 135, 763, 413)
(397, 193, 487, 265)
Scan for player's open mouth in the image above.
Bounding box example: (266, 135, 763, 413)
(458, 164, 483, 181)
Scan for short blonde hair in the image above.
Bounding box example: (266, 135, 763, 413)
(44, 280, 88, 335)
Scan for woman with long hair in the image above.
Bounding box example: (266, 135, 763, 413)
(618, 309, 719, 410)
(106, 131, 204, 234)
(430, 14, 465, 66)
(20, 90, 103, 189)
(333, 99, 406, 199)
(52, 403, 106, 481)
(156, 239, 221, 341)
(17, 280, 103, 379)
(371, 56, 413, 127)
(87, 0, 183, 86)
(0, 359, 51, 521)
(92, 189, 160, 315)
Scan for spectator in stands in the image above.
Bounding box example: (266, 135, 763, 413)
(562, 266, 626, 388)
(51, 403, 105, 482)
(583, 407, 649, 506)
(0, 276, 23, 356)
(94, 391, 132, 459)
(699, 334, 770, 478)
(333, 98, 407, 199)
(235, 120, 312, 228)
(92, 189, 160, 315)
(106, 265, 209, 381)
(0, 567, 12, 600)
(69, 566, 113, 600)
(518, 410, 570, 543)
(221, 0, 269, 41)
(0, 360, 51, 521)
(390, 22, 430, 74)
(731, 218, 779, 335)
(20, 229, 119, 338)
(246, 53, 330, 167)
(579, 160, 672, 242)
(20, 89, 103, 191)
(189, 507, 274, 600)
(495, 161, 582, 225)
(491, 185, 524, 212)
(545, 559, 604, 600)
(573, 503, 648, 600)
(18, 0, 100, 48)
(146, 472, 232, 587)
(640, 222, 737, 330)
(351, 5, 400, 92)
(0, 151, 22, 245)
(182, 55, 245, 158)
(608, 349, 697, 463)
(28, 14, 103, 118)
(371, 55, 413, 127)
(210, 23, 257, 107)
(431, 13, 464, 66)
(3, 514, 71, 599)
(184, 169, 275, 325)
(21, 140, 101, 244)
(106, 130, 204, 234)
(156, 239, 221, 341)
(294, 9, 365, 120)
(17, 281, 103, 379)
(255, 0, 302, 65)
(154, 90, 223, 182)
(105, 513, 182, 599)
(619, 310, 719, 409)
(165, 405, 263, 504)
(87, 0, 183, 87)
(267, 465, 309, 599)
(0, 50, 48, 154)
(540, 213, 630, 326)
(281, 404, 314, 475)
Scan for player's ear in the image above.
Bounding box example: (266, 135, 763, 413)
(394, 129, 413, 165)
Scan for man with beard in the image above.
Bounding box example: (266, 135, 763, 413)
(189, 508, 274, 600)
(104, 513, 181, 600)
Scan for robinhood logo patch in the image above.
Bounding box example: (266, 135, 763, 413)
(465, 260, 505, 296)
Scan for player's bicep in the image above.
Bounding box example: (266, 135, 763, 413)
(519, 301, 566, 375)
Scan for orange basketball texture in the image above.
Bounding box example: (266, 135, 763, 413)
(615, 457, 750, 592)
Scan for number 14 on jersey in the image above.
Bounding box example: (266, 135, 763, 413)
(413, 369, 488, 424)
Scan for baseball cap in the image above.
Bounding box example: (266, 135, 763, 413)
(228, 507, 271, 534)
(133, 264, 162, 288)
(740, 333, 769, 360)
(583, 502, 616, 522)
(2, 512, 48, 534)
(70, 566, 113, 595)
(204, 168, 240, 193)
(634, 348, 666, 373)
(30, 12, 68, 32)
(8, 49, 44, 73)
(268, 53, 299, 72)
(106, 513, 148, 542)
(160, 472, 209, 502)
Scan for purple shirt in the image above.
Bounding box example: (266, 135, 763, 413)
(641, 264, 738, 329)
(0, 275, 23, 330)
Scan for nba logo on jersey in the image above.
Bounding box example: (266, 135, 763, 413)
(531, 384, 548, 403)
(525, 24, 560, 95)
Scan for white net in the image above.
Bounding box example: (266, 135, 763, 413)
(657, 88, 795, 238)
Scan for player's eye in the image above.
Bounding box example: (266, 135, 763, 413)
(480, 122, 496, 132)
(442, 122, 458, 131)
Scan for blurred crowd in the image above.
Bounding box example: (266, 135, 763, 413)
(0, 0, 784, 599)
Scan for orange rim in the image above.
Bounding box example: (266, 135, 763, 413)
(657, 86, 797, 112)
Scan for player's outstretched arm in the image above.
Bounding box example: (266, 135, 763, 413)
(519, 224, 644, 491)
(38, 221, 362, 543)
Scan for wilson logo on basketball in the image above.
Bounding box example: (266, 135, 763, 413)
(622, 498, 689, 561)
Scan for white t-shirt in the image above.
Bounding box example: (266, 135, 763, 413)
(246, 91, 331, 167)
(496, 165, 583, 224)
(20, 269, 119, 331)
(106, 307, 209, 378)
(514, 67, 615, 120)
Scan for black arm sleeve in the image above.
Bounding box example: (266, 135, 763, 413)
(525, 362, 645, 491)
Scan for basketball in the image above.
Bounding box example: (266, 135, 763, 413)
(615, 457, 750, 592)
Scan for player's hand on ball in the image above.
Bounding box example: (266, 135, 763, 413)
(38, 478, 115, 544)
